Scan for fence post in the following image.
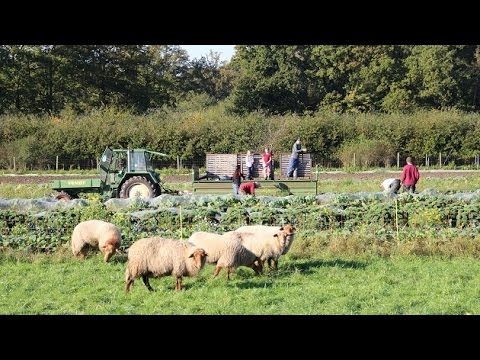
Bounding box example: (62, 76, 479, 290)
(179, 206, 183, 240)
(439, 152, 442, 167)
(13, 157, 16, 171)
(397, 152, 400, 168)
(353, 153, 356, 168)
(177, 155, 180, 170)
(56, 155, 59, 172)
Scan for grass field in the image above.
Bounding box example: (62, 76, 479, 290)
(1, 172, 480, 199)
(316, 175, 480, 194)
(1, 250, 480, 315)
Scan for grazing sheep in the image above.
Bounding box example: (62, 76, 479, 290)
(125, 237, 208, 292)
(71, 220, 122, 262)
(189, 231, 262, 279)
(235, 224, 297, 255)
(230, 224, 297, 270)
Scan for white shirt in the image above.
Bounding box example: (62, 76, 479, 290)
(381, 178, 397, 191)
(245, 154, 254, 167)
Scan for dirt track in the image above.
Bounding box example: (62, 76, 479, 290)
(0, 170, 479, 185)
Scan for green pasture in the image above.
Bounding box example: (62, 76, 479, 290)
(1, 250, 479, 315)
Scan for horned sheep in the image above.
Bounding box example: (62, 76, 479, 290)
(71, 220, 122, 262)
(188, 231, 262, 279)
(125, 237, 208, 292)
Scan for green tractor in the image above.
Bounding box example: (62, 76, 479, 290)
(51, 147, 169, 201)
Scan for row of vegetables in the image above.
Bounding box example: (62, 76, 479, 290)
(1, 191, 480, 252)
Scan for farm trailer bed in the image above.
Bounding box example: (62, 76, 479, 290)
(192, 179, 318, 195)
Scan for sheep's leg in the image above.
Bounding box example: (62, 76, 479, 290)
(270, 259, 278, 271)
(227, 267, 235, 280)
(251, 263, 262, 275)
(175, 277, 182, 291)
(78, 244, 89, 259)
(213, 266, 222, 278)
(142, 275, 154, 292)
(125, 278, 134, 293)
(266, 258, 274, 270)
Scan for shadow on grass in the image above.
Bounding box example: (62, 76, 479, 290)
(279, 258, 368, 275)
(227, 280, 274, 289)
(127, 279, 195, 293)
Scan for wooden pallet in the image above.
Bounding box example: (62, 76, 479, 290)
(196, 153, 312, 180)
(279, 153, 312, 178)
(206, 153, 237, 177)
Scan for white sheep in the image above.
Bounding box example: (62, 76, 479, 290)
(125, 237, 208, 292)
(231, 224, 297, 270)
(235, 224, 297, 255)
(188, 231, 262, 279)
(71, 220, 122, 262)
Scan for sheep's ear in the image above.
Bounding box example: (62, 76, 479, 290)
(274, 234, 278, 238)
(187, 247, 197, 258)
(279, 227, 284, 231)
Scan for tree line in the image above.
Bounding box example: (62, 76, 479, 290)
(1, 45, 480, 115)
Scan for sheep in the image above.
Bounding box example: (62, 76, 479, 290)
(71, 220, 122, 262)
(188, 231, 262, 280)
(230, 224, 297, 271)
(235, 224, 297, 255)
(125, 237, 208, 292)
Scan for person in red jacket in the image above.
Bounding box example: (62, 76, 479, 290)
(239, 181, 261, 195)
(400, 156, 420, 193)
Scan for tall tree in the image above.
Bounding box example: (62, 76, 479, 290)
(230, 45, 318, 114)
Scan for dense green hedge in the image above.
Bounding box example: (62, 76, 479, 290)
(1, 106, 480, 170)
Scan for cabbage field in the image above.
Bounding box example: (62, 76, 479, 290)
(1, 190, 480, 255)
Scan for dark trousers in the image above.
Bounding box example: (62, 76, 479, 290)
(403, 184, 416, 193)
(389, 179, 401, 194)
(287, 158, 299, 178)
(247, 166, 253, 180)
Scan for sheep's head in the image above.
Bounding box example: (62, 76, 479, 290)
(188, 248, 208, 268)
(277, 224, 297, 255)
(102, 239, 120, 263)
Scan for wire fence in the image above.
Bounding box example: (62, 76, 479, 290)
(2, 152, 480, 172)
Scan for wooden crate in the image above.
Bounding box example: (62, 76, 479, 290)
(198, 153, 312, 180)
(206, 153, 237, 177)
(279, 153, 312, 178)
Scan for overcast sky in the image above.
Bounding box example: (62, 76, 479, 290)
(180, 45, 235, 63)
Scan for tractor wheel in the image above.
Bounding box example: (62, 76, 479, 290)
(119, 176, 158, 199)
(55, 191, 73, 201)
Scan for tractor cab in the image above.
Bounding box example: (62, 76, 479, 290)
(101, 148, 167, 198)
